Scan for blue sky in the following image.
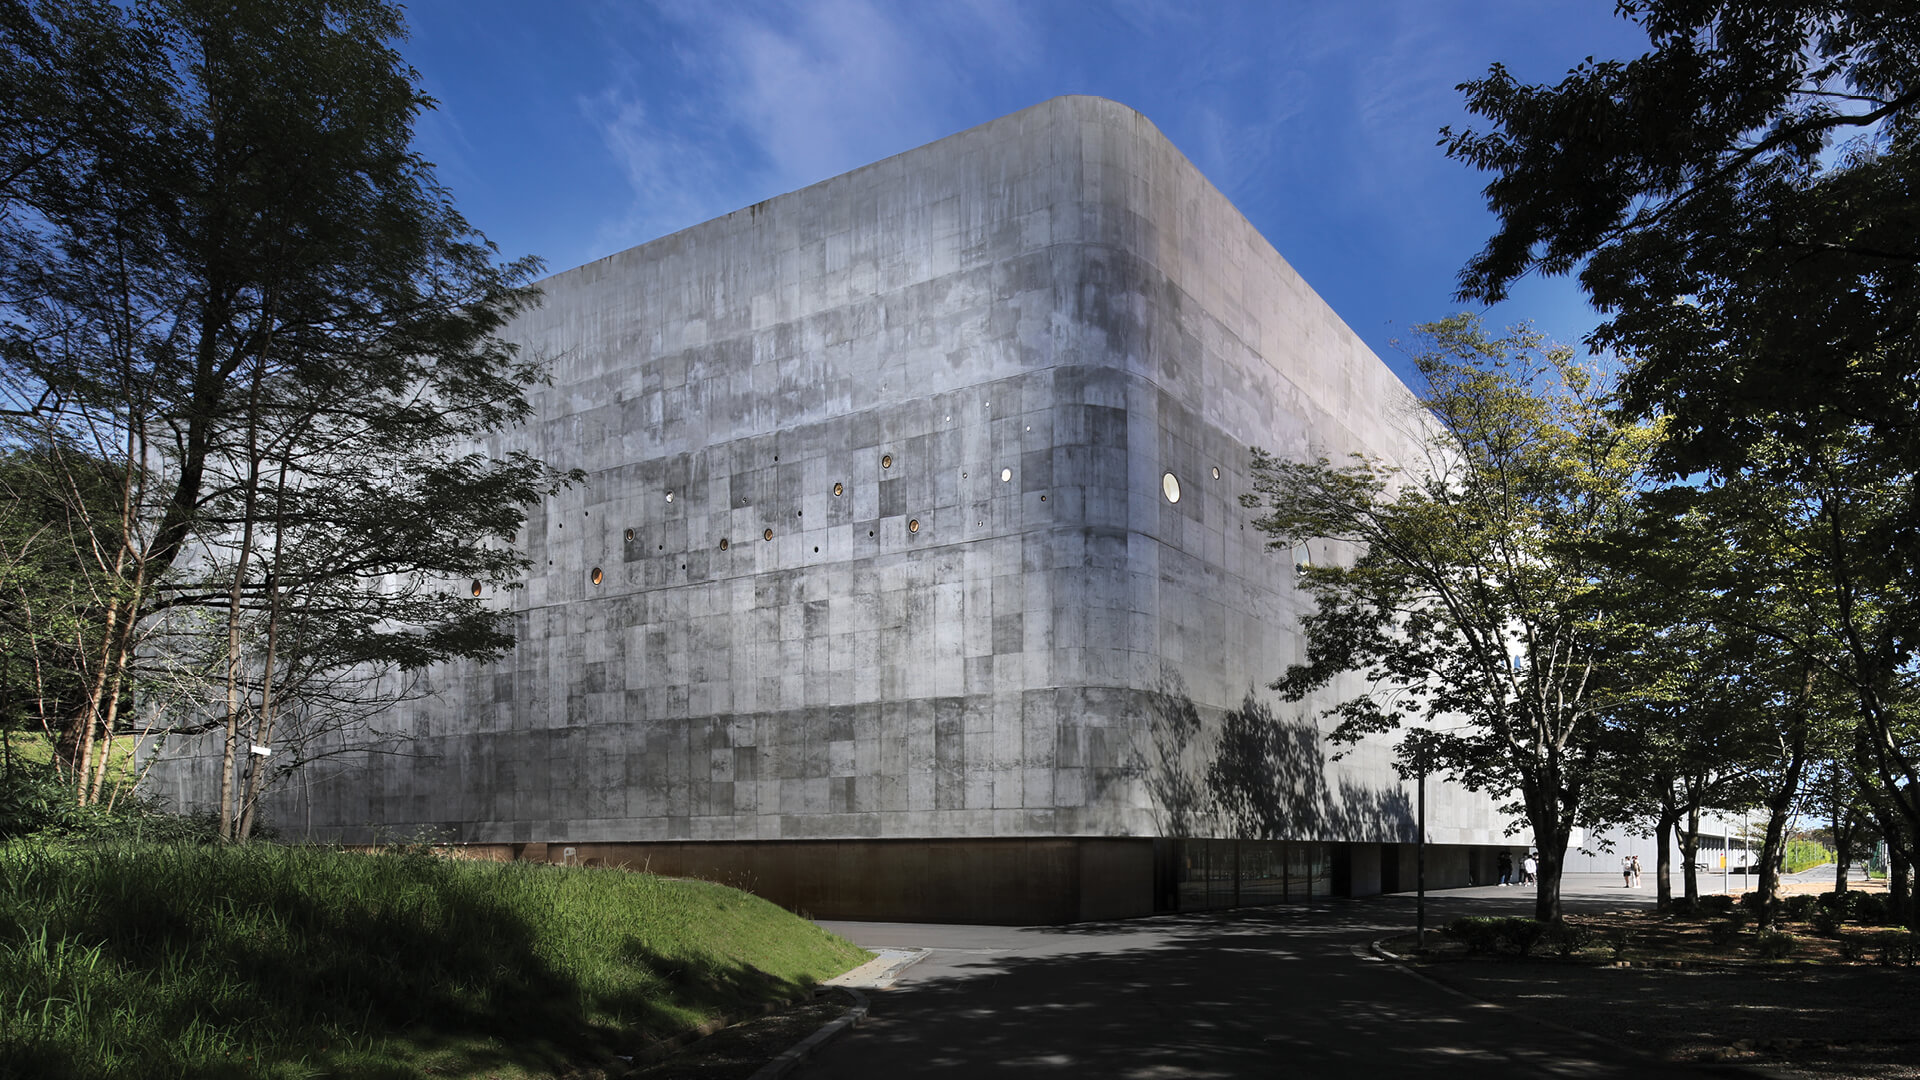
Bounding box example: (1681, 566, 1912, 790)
(403, 1, 1651, 390)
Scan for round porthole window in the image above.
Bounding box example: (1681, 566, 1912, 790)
(665, 491, 673, 503)
(833, 482, 843, 497)
(908, 519, 920, 533)
(764, 528, 774, 541)
(470, 580, 482, 597)
(1163, 473, 1181, 503)
(720, 538, 729, 551)
(1212, 466, 1221, 480)
(624, 528, 634, 542)
(881, 454, 893, 469)
(591, 567, 603, 585)
(1001, 468, 1011, 482)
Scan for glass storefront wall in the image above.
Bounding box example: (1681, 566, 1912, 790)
(1169, 838, 1332, 911)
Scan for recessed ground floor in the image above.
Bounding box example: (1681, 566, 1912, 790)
(435, 836, 1519, 923)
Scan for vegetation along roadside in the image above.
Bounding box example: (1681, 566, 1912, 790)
(0, 841, 872, 1080)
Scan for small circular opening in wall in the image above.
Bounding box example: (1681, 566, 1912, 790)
(1163, 473, 1181, 503)
(470, 580, 482, 597)
(1040, 495, 1047, 502)
(868, 529, 875, 537)
(1212, 466, 1221, 480)
(1001, 468, 1011, 482)
(764, 528, 774, 541)
(882, 454, 893, 469)
(833, 482, 843, 497)
(796, 510, 803, 517)
(813, 546, 819, 553)
(908, 519, 920, 533)
(962, 471, 967, 479)
(665, 491, 673, 503)
(720, 538, 729, 551)
(624, 528, 634, 542)
(590, 567, 603, 585)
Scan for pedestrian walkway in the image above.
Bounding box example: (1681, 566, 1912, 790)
(800, 883, 1723, 1078)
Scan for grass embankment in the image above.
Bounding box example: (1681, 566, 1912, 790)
(0, 843, 871, 1079)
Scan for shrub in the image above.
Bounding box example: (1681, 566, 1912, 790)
(1783, 894, 1818, 921)
(1707, 922, 1745, 948)
(1445, 916, 1549, 956)
(1809, 907, 1843, 936)
(1848, 892, 1893, 927)
(1865, 929, 1917, 965)
(1755, 930, 1797, 959)
(1542, 921, 1596, 957)
(1696, 894, 1737, 917)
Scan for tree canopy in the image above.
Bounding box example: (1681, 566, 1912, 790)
(1244, 315, 1665, 921)
(0, 0, 575, 831)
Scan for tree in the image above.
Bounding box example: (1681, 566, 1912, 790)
(0, 0, 574, 829)
(1244, 315, 1664, 922)
(1444, 0, 1918, 467)
(1446, 0, 1920, 928)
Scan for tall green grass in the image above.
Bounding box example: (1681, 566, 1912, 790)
(0, 843, 870, 1079)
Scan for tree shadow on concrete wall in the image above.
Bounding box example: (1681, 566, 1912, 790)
(1136, 678, 1413, 844)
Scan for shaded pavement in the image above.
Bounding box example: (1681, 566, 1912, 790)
(803, 875, 1745, 1078)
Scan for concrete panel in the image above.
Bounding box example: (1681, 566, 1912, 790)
(144, 96, 1515, 888)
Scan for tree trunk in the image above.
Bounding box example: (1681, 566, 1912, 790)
(238, 494, 287, 844)
(1654, 794, 1680, 911)
(1674, 799, 1704, 899)
(1833, 807, 1855, 895)
(217, 365, 268, 842)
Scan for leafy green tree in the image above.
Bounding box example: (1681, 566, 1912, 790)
(1444, 1, 1917, 467)
(1244, 315, 1664, 922)
(0, 0, 574, 830)
(1445, 0, 1920, 928)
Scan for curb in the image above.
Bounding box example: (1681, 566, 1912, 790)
(746, 986, 869, 1080)
(1368, 939, 1795, 1078)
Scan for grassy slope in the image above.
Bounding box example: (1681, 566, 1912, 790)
(0, 843, 871, 1079)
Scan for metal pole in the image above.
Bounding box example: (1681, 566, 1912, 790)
(1741, 810, 1749, 892)
(1416, 766, 1427, 950)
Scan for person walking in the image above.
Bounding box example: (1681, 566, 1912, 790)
(1629, 854, 1642, 888)
(1623, 856, 1634, 888)
(1521, 852, 1537, 885)
(1498, 851, 1513, 886)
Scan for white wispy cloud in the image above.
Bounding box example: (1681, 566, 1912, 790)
(582, 0, 1037, 255)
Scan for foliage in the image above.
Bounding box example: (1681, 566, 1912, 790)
(1754, 929, 1798, 959)
(1244, 314, 1664, 921)
(0, 842, 869, 1079)
(1862, 928, 1917, 965)
(1445, 916, 1550, 956)
(0, 755, 217, 844)
(1444, 0, 1920, 926)
(0, 0, 578, 824)
(1444, 0, 1919, 469)
(1783, 840, 1835, 875)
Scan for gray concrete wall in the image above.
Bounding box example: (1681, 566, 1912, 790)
(145, 95, 1512, 856)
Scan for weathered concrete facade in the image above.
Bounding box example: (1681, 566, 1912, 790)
(147, 97, 1514, 919)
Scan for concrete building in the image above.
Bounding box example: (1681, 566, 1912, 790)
(146, 96, 1521, 922)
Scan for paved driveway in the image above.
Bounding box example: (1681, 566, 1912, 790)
(805, 875, 1732, 1078)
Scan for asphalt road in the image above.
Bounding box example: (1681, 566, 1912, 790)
(804, 875, 1745, 1079)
